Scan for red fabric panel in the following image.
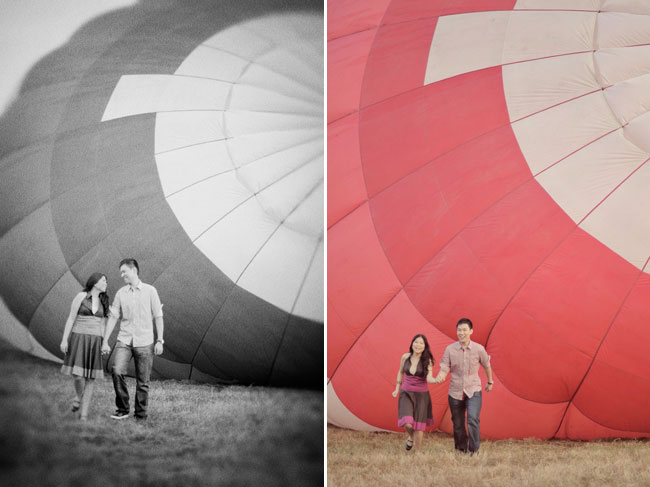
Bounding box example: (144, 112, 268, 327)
(405, 234, 510, 345)
(461, 181, 575, 298)
(327, 113, 367, 228)
(574, 359, 650, 433)
(359, 67, 510, 197)
(330, 291, 453, 430)
(327, 0, 390, 40)
(360, 18, 438, 108)
(327, 302, 358, 378)
(479, 371, 568, 439)
(328, 30, 375, 123)
(556, 404, 650, 440)
(382, 0, 517, 25)
(489, 306, 592, 403)
(370, 125, 531, 283)
(327, 202, 402, 345)
(508, 229, 639, 357)
(595, 273, 650, 381)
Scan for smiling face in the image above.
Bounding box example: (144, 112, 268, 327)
(457, 323, 473, 344)
(411, 336, 426, 355)
(93, 275, 108, 292)
(120, 264, 139, 285)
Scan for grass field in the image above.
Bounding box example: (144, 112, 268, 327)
(328, 425, 650, 487)
(0, 339, 323, 487)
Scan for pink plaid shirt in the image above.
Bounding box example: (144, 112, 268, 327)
(439, 340, 490, 400)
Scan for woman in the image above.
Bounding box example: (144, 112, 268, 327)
(60, 273, 109, 421)
(391, 334, 435, 452)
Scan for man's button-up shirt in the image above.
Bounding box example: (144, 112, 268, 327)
(109, 281, 163, 347)
(439, 340, 490, 400)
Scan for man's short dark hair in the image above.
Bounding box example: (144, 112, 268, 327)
(119, 258, 139, 274)
(457, 317, 473, 330)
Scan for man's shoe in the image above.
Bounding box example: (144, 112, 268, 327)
(110, 411, 129, 420)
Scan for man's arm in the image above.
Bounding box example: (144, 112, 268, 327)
(483, 365, 493, 392)
(154, 316, 164, 356)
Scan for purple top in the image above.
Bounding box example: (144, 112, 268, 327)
(401, 357, 429, 392)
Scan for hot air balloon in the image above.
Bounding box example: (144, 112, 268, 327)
(328, 0, 650, 438)
(0, 0, 323, 388)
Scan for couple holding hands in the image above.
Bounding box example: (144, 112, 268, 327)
(59, 258, 164, 421)
(392, 318, 493, 454)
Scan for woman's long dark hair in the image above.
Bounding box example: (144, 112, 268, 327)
(405, 334, 434, 377)
(83, 272, 109, 317)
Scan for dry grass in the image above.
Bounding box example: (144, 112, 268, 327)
(328, 425, 650, 487)
(0, 339, 323, 487)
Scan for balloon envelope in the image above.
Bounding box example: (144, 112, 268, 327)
(328, 0, 650, 437)
(0, 0, 323, 388)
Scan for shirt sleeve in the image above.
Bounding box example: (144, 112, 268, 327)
(109, 290, 122, 319)
(479, 345, 491, 368)
(439, 346, 451, 372)
(151, 287, 163, 318)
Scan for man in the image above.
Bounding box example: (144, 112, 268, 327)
(429, 318, 493, 454)
(101, 258, 164, 420)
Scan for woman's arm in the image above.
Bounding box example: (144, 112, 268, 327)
(392, 354, 408, 397)
(60, 293, 85, 354)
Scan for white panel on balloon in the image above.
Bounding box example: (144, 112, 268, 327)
(581, 161, 650, 270)
(514, 0, 601, 10)
(234, 142, 321, 193)
(293, 239, 324, 322)
(597, 11, 650, 48)
(512, 91, 620, 174)
(176, 46, 248, 82)
(155, 111, 225, 154)
(238, 225, 319, 316)
(284, 181, 323, 238)
(166, 172, 250, 241)
(254, 158, 322, 225)
(595, 46, 650, 86)
(502, 11, 596, 65)
(194, 197, 278, 283)
(102, 75, 230, 121)
(155, 140, 232, 197)
(503, 52, 599, 122)
(424, 11, 508, 85)
(602, 0, 650, 15)
(603, 73, 650, 125)
(226, 111, 321, 136)
(535, 129, 648, 223)
(230, 84, 320, 116)
(226, 127, 321, 167)
(240, 63, 321, 102)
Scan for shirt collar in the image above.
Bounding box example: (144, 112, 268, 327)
(129, 280, 143, 292)
(456, 340, 472, 350)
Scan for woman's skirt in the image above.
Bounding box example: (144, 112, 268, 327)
(398, 390, 434, 431)
(61, 317, 104, 379)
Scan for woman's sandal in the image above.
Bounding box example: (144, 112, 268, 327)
(71, 399, 81, 413)
(405, 439, 414, 451)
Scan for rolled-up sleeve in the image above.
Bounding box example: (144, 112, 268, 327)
(439, 346, 451, 372)
(151, 288, 163, 318)
(479, 346, 491, 368)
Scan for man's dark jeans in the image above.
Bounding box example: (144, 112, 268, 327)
(112, 341, 154, 419)
(448, 391, 482, 453)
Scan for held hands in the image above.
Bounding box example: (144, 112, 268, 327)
(101, 341, 111, 355)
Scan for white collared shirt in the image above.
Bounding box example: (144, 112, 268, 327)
(109, 281, 163, 347)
